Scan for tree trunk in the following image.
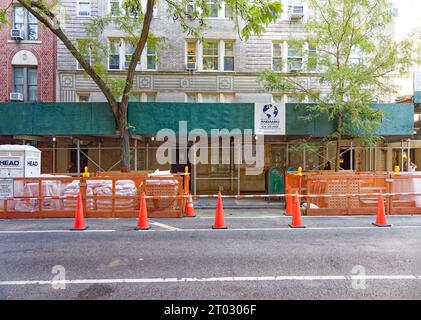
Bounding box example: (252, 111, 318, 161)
(118, 102, 130, 172)
(335, 112, 343, 172)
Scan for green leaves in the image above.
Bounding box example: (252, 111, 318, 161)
(261, 0, 417, 141)
(0, 9, 8, 30)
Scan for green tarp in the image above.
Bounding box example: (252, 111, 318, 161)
(0, 102, 413, 137)
(285, 103, 414, 137)
(128, 102, 255, 134)
(0, 103, 116, 136)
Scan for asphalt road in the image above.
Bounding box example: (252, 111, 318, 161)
(0, 211, 421, 300)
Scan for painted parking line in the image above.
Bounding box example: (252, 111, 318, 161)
(0, 274, 420, 286)
(150, 222, 181, 231)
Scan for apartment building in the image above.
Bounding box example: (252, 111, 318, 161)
(0, 0, 57, 173)
(57, 0, 325, 104)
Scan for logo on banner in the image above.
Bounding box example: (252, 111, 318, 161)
(255, 103, 285, 135)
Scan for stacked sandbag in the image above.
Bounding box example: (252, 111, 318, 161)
(15, 180, 63, 212)
(115, 180, 137, 212)
(62, 180, 80, 211)
(87, 180, 137, 212)
(88, 180, 112, 212)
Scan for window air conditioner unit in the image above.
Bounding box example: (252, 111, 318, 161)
(186, 62, 197, 71)
(11, 29, 24, 40)
(289, 63, 302, 72)
(10, 92, 24, 101)
(290, 5, 304, 19)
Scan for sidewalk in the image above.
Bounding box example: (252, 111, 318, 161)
(194, 197, 284, 209)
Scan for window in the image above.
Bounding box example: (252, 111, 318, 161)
(272, 43, 283, 71)
(287, 46, 303, 72)
(187, 1, 196, 15)
(77, 93, 90, 102)
(224, 42, 234, 71)
(201, 93, 219, 103)
(13, 67, 38, 102)
(146, 41, 157, 70)
(222, 93, 235, 103)
(109, 39, 121, 70)
(287, 95, 304, 103)
(205, 1, 231, 19)
(125, 41, 141, 70)
(76, 40, 92, 70)
(110, 0, 121, 16)
(145, 92, 156, 102)
(224, 4, 232, 18)
(202, 41, 219, 71)
(273, 95, 283, 104)
(109, 0, 157, 17)
(78, 1, 91, 17)
(190, 39, 235, 72)
(208, 1, 219, 17)
(13, 6, 38, 40)
(186, 93, 198, 103)
(186, 40, 197, 69)
(307, 45, 317, 71)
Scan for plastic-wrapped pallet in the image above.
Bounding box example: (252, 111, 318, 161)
(62, 180, 80, 211)
(115, 180, 137, 212)
(87, 180, 137, 212)
(15, 180, 63, 212)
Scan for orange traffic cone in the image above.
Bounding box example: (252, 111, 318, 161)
(212, 192, 227, 229)
(135, 192, 150, 230)
(285, 187, 293, 216)
(185, 194, 196, 217)
(71, 193, 88, 231)
(289, 192, 305, 228)
(372, 191, 391, 227)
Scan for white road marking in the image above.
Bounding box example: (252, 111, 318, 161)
(0, 225, 421, 234)
(150, 222, 180, 231)
(160, 225, 421, 232)
(0, 230, 116, 234)
(0, 274, 420, 286)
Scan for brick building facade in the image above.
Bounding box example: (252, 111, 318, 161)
(0, 0, 56, 103)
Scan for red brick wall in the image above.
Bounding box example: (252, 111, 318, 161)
(0, 0, 56, 102)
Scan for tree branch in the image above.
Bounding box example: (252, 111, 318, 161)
(17, 0, 119, 115)
(120, 0, 155, 108)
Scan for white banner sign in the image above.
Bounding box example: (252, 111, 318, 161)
(0, 179, 14, 199)
(415, 71, 421, 92)
(254, 103, 285, 135)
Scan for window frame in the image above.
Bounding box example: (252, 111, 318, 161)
(12, 6, 38, 41)
(272, 42, 283, 72)
(12, 66, 38, 102)
(77, 0, 92, 17)
(77, 93, 91, 102)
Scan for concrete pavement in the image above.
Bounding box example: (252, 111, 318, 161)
(0, 211, 421, 299)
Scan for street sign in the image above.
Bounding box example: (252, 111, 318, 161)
(0, 178, 14, 199)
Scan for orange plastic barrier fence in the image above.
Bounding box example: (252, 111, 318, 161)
(0, 174, 185, 219)
(285, 172, 421, 216)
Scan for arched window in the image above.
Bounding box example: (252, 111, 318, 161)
(11, 50, 38, 102)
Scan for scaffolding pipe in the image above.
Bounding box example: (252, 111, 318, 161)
(134, 139, 138, 171)
(401, 140, 404, 172)
(76, 139, 81, 175)
(237, 144, 241, 196)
